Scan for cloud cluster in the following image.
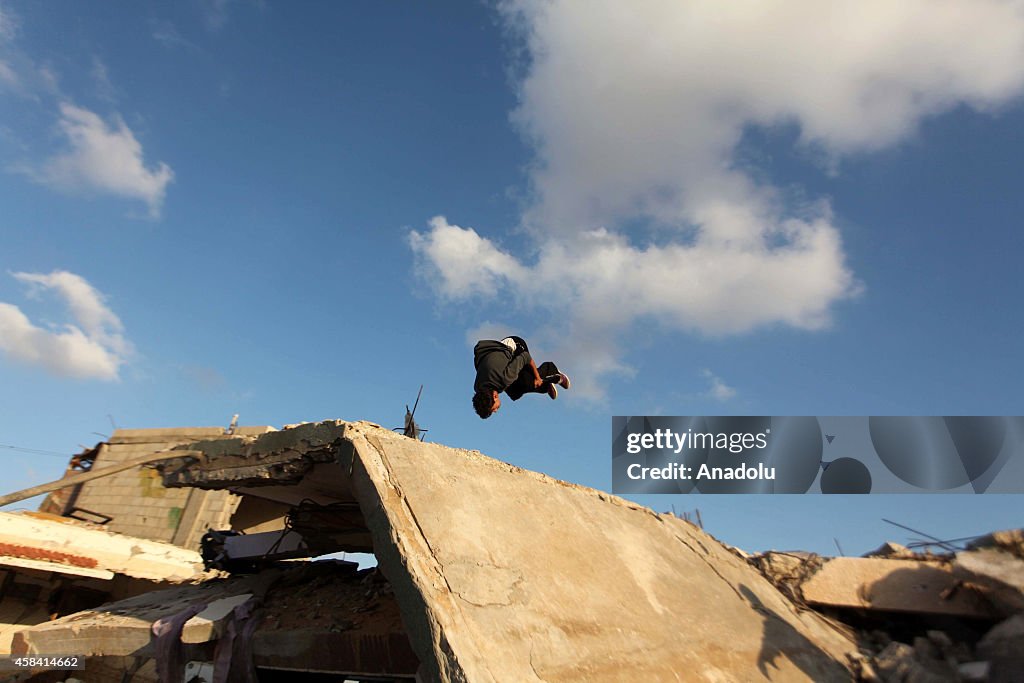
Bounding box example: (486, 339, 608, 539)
(0, 270, 132, 380)
(1, 4, 173, 218)
(33, 104, 174, 219)
(412, 0, 1024, 398)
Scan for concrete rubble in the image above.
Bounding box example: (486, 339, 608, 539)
(954, 530, 1024, 617)
(800, 557, 998, 618)
(2, 418, 1022, 681)
(0, 511, 208, 659)
(0, 512, 205, 583)
(754, 526, 1024, 682)
(9, 561, 417, 682)
(1, 425, 279, 666)
(8, 420, 858, 682)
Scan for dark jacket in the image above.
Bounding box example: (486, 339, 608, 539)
(473, 337, 532, 394)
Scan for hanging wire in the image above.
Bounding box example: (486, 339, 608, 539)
(0, 444, 71, 458)
(881, 518, 966, 552)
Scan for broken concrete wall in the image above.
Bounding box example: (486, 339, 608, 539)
(17, 419, 863, 681)
(46, 426, 273, 550)
(153, 420, 860, 680)
(0, 510, 208, 655)
(341, 423, 856, 682)
(16, 417, 1022, 681)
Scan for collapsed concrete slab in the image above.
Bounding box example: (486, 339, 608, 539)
(799, 556, 998, 619)
(145, 420, 857, 681)
(754, 538, 1024, 682)
(0, 511, 208, 656)
(0, 511, 205, 582)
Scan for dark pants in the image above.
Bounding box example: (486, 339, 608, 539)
(505, 361, 560, 401)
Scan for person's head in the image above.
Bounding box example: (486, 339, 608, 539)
(472, 389, 500, 419)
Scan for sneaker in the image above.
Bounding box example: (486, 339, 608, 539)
(547, 372, 570, 390)
(545, 383, 558, 399)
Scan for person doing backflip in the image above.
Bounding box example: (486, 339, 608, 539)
(472, 335, 571, 419)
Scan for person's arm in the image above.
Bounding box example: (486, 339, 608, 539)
(511, 337, 542, 387)
(527, 358, 543, 388)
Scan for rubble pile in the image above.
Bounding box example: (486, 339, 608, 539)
(7, 560, 418, 682)
(752, 530, 1024, 682)
(1, 420, 1021, 681)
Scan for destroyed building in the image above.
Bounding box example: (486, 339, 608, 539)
(0, 426, 274, 664)
(3, 420, 1023, 681)
(36, 427, 277, 550)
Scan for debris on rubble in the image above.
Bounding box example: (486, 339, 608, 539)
(955, 546, 1024, 616)
(976, 614, 1024, 681)
(7, 420, 857, 682)
(864, 541, 945, 562)
(0, 510, 210, 658)
(801, 556, 997, 618)
(3, 419, 1023, 682)
(968, 529, 1024, 558)
(751, 527, 1024, 683)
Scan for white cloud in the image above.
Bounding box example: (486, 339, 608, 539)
(412, 0, 1024, 399)
(701, 369, 736, 402)
(409, 216, 527, 300)
(0, 11, 173, 217)
(0, 270, 132, 380)
(412, 214, 850, 398)
(31, 103, 173, 218)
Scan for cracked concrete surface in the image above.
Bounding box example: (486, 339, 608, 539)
(152, 420, 856, 681)
(345, 422, 856, 682)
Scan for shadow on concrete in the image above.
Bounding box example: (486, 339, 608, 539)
(862, 563, 1000, 619)
(738, 584, 849, 681)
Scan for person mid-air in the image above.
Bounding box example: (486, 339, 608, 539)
(472, 335, 570, 419)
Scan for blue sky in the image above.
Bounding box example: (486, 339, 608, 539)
(1, 1, 1021, 556)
